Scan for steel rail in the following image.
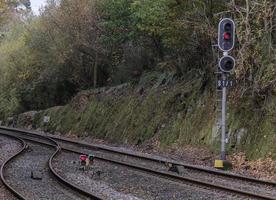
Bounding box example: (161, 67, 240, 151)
(0, 132, 28, 200)
(47, 138, 103, 200)
(62, 147, 276, 200)
(1, 126, 274, 187)
(0, 131, 102, 200)
(1, 129, 275, 200)
(53, 136, 276, 186)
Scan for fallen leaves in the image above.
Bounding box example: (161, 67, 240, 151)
(229, 152, 276, 181)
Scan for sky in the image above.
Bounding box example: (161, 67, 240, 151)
(30, 0, 47, 15)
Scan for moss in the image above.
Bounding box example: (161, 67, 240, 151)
(31, 81, 276, 160)
(228, 94, 276, 159)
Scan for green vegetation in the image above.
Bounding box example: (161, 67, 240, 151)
(0, 1, 275, 159)
(33, 79, 211, 145)
(31, 78, 275, 159)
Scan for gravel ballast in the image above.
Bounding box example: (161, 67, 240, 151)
(1, 128, 275, 199)
(53, 151, 246, 200)
(4, 142, 89, 200)
(54, 138, 276, 199)
(0, 134, 21, 200)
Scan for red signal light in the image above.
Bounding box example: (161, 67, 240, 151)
(218, 18, 235, 51)
(80, 155, 87, 161)
(224, 33, 231, 40)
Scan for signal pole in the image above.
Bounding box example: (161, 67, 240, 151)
(215, 18, 236, 169)
(221, 72, 227, 160)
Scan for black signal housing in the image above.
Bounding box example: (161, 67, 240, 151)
(219, 55, 236, 73)
(218, 18, 235, 52)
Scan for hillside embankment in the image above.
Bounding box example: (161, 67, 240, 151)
(9, 79, 275, 162)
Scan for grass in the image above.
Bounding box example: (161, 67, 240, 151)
(31, 80, 276, 160)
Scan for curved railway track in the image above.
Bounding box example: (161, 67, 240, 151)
(0, 133, 27, 199)
(0, 131, 102, 200)
(0, 127, 275, 200)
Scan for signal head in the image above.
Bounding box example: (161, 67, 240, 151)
(88, 154, 94, 161)
(80, 155, 87, 161)
(219, 55, 236, 73)
(218, 18, 235, 52)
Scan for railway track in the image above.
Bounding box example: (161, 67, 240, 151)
(0, 131, 102, 200)
(0, 127, 275, 200)
(0, 131, 239, 199)
(0, 134, 26, 199)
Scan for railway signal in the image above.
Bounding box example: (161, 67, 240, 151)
(80, 154, 94, 170)
(80, 155, 87, 166)
(219, 55, 235, 73)
(218, 18, 235, 52)
(215, 18, 236, 169)
(88, 154, 95, 165)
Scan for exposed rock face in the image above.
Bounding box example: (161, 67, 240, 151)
(16, 111, 39, 129)
(70, 83, 131, 112)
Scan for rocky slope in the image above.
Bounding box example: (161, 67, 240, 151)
(8, 79, 275, 162)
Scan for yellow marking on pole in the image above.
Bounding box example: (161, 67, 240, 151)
(214, 160, 224, 168)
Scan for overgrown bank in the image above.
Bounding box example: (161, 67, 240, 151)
(13, 78, 275, 160)
(0, 0, 275, 161)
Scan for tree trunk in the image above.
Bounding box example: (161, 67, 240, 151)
(93, 53, 98, 88)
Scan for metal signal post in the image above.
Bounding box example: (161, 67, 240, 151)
(215, 18, 236, 169)
(219, 51, 235, 161)
(221, 72, 227, 160)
